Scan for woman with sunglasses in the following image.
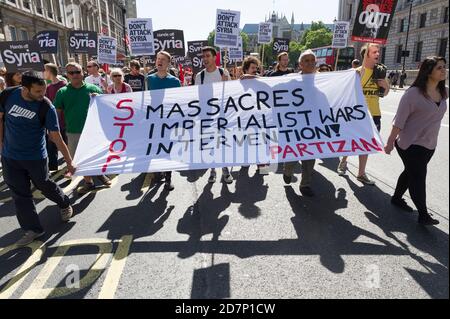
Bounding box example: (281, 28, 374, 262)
(385, 56, 448, 226)
(107, 69, 133, 94)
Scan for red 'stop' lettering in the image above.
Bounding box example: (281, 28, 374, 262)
(114, 99, 134, 121)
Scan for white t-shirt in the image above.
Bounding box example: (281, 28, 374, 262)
(85, 74, 111, 90)
(195, 68, 231, 85)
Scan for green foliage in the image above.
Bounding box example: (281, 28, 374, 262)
(300, 21, 333, 49)
(302, 29, 333, 50)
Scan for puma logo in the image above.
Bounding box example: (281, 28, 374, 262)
(8, 105, 37, 120)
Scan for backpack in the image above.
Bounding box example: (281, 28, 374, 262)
(200, 68, 224, 85)
(0, 86, 51, 127)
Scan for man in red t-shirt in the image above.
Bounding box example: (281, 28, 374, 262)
(44, 63, 67, 172)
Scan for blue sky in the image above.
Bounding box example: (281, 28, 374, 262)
(136, 0, 339, 43)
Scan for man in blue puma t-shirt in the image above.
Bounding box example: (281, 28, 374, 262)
(0, 71, 76, 247)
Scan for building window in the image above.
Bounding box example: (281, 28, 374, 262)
(415, 41, 423, 62)
(8, 26, 17, 41)
(419, 13, 427, 28)
(399, 18, 406, 32)
(54, 0, 62, 22)
(46, 0, 53, 18)
(396, 44, 403, 64)
(348, 4, 353, 20)
(439, 38, 448, 57)
(35, 0, 43, 15)
(444, 7, 449, 24)
(22, 0, 31, 10)
(20, 29, 28, 40)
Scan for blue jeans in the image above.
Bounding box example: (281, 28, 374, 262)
(1, 157, 70, 233)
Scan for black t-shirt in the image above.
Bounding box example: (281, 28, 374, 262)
(124, 74, 146, 92)
(268, 68, 295, 77)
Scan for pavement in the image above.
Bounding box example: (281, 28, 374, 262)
(0, 89, 448, 299)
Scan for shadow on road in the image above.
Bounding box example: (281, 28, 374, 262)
(1, 165, 448, 299)
(345, 176, 449, 299)
(177, 182, 231, 259)
(98, 182, 174, 241)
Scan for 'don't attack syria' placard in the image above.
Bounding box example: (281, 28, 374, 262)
(332, 21, 350, 48)
(258, 22, 273, 44)
(97, 35, 117, 65)
(127, 18, 155, 56)
(214, 9, 241, 48)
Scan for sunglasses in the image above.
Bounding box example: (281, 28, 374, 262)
(112, 74, 122, 78)
(87, 65, 96, 68)
(68, 71, 82, 75)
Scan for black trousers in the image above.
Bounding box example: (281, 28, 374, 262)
(46, 129, 67, 171)
(394, 142, 435, 214)
(1, 157, 71, 233)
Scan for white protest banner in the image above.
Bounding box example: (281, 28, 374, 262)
(97, 36, 117, 65)
(73, 70, 384, 176)
(127, 18, 155, 56)
(332, 21, 350, 48)
(228, 37, 243, 62)
(214, 9, 241, 48)
(258, 22, 273, 44)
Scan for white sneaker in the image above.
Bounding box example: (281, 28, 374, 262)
(60, 205, 73, 222)
(223, 174, 234, 184)
(337, 161, 347, 176)
(258, 165, 270, 175)
(357, 174, 376, 186)
(208, 170, 217, 184)
(16, 230, 45, 247)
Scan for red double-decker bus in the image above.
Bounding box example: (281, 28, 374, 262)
(311, 46, 355, 71)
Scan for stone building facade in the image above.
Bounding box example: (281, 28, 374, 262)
(0, 0, 137, 67)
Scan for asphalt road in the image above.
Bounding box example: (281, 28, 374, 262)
(0, 88, 448, 299)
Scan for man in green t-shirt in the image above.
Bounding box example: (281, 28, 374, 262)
(53, 62, 111, 194)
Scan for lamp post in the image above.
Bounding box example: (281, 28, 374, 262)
(400, 1, 413, 88)
(118, 0, 128, 58)
(0, 1, 6, 42)
(122, 7, 128, 57)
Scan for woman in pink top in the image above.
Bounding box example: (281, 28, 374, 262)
(385, 56, 448, 226)
(107, 69, 133, 94)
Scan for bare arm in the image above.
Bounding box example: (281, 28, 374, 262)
(384, 126, 402, 155)
(48, 131, 76, 174)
